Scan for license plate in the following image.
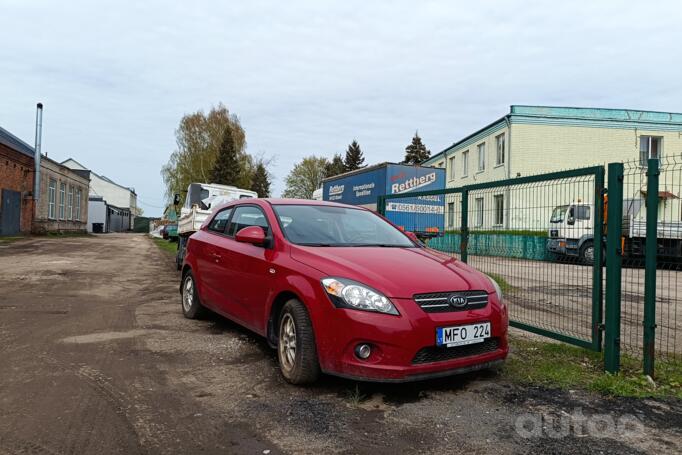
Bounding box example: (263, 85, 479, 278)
(436, 322, 490, 347)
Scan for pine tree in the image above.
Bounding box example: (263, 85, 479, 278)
(325, 153, 346, 177)
(403, 132, 431, 164)
(343, 140, 365, 171)
(210, 127, 241, 185)
(250, 161, 271, 198)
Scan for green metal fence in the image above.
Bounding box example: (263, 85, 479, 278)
(613, 158, 682, 375)
(379, 165, 605, 352)
(379, 158, 682, 377)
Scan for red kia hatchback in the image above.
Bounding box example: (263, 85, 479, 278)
(181, 199, 508, 384)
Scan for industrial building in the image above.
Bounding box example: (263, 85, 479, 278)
(422, 105, 682, 230)
(61, 158, 138, 232)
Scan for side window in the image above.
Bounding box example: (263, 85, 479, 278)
(208, 208, 232, 233)
(575, 205, 590, 220)
(226, 206, 270, 237)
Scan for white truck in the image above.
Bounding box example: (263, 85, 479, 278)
(547, 197, 682, 264)
(175, 183, 257, 269)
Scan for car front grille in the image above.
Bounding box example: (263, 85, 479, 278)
(412, 337, 500, 364)
(413, 290, 489, 313)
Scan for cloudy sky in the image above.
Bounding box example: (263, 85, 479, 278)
(2, 1, 680, 216)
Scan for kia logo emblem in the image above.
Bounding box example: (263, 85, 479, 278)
(448, 295, 468, 307)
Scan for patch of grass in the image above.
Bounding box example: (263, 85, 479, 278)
(503, 336, 682, 399)
(152, 236, 177, 256)
(487, 273, 515, 294)
(0, 236, 24, 244)
(344, 384, 367, 405)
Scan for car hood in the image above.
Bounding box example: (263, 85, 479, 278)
(290, 245, 494, 298)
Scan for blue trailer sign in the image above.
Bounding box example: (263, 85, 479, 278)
(322, 163, 445, 237)
(384, 164, 445, 237)
(324, 166, 386, 206)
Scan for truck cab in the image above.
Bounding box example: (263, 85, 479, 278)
(547, 203, 595, 263)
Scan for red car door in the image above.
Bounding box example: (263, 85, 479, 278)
(197, 207, 234, 310)
(218, 205, 276, 333)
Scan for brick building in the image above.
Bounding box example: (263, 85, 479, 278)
(0, 126, 35, 235)
(0, 124, 91, 235)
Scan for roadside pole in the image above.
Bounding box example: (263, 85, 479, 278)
(591, 166, 605, 351)
(604, 162, 623, 373)
(643, 158, 659, 377)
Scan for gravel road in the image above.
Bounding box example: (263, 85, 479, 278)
(0, 234, 680, 454)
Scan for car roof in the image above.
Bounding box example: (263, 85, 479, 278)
(264, 198, 364, 209)
(211, 198, 367, 213)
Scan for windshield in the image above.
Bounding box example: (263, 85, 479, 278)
(273, 205, 416, 247)
(550, 205, 569, 223)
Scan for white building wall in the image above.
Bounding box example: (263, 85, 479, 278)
(87, 199, 107, 232)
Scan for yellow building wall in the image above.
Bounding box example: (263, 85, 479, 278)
(442, 124, 511, 188)
(510, 123, 682, 176)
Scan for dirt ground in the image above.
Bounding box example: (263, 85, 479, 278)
(465, 254, 682, 357)
(0, 234, 681, 454)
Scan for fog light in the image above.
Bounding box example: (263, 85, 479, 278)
(355, 344, 371, 359)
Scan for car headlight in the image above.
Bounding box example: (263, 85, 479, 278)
(321, 278, 399, 315)
(486, 274, 503, 303)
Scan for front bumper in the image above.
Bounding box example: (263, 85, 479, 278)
(547, 238, 566, 254)
(314, 295, 509, 382)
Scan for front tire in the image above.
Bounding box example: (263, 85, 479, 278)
(579, 241, 595, 265)
(181, 271, 206, 319)
(277, 300, 320, 384)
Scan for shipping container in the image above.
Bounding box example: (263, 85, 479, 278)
(322, 163, 445, 238)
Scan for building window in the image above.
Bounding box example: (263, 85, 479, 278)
(448, 156, 456, 180)
(75, 188, 82, 221)
(496, 133, 505, 165)
(640, 136, 662, 165)
(494, 194, 504, 226)
(447, 202, 455, 228)
(477, 143, 485, 171)
(48, 179, 57, 219)
(58, 182, 66, 220)
(475, 197, 484, 227)
(67, 186, 74, 220)
(462, 150, 469, 177)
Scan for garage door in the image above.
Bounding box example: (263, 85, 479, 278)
(0, 189, 21, 236)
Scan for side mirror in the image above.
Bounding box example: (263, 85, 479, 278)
(567, 208, 575, 225)
(173, 193, 181, 206)
(235, 226, 266, 246)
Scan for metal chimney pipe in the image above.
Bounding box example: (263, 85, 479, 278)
(33, 103, 43, 201)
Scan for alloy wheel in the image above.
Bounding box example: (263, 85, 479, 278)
(279, 313, 297, 372)
(183, 276, 194, 313)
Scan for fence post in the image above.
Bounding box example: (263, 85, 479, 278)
(643, 158, 659, 376)
(460, 189, 469, 263)
(592, 166, 605, 351)
(604, 162, 624, 373)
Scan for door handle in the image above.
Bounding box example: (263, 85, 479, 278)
(209, 252, 222, 262)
